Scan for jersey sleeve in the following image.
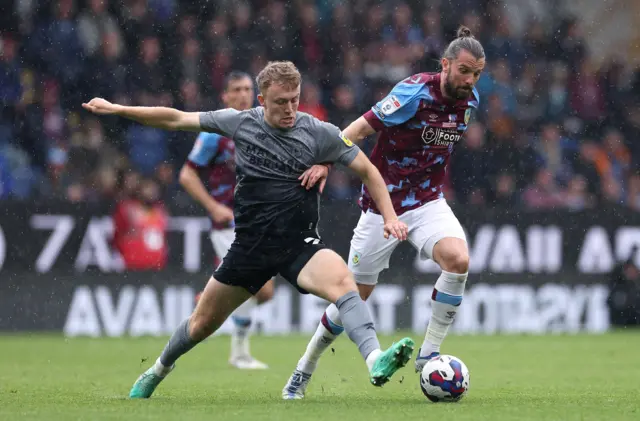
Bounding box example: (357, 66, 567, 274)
(199, 108, 244, 138)
(313, 119, 360, 167)
(364, 77, 429, 130)
(186, 133, 220, 168)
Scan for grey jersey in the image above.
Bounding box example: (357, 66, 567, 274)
(199, 107, 360, 237)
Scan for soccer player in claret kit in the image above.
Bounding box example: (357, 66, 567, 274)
(283, 26, 486, 399)
(83, 61, 414, 399)
(181, 71, 331, 370)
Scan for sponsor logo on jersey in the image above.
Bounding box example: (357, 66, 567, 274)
(352, 252, 360, 265)
(378, 95, 401, 117)
(421, 127, 462, 146)
(339, 132, 354, 147)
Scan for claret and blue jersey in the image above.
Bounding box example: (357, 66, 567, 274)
(186, 132, 237, 229)
(360, 72, 480, 215)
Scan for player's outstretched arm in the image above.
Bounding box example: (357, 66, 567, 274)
(348, 151, 408, 241)
(82, 97, 201, 131)
(341, 117, 376, 144)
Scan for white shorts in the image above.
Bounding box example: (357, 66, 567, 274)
(347, 198, 466, 284)
(210, 228, 235, 261)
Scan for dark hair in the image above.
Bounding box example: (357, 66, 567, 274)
(223, 71, 252, 91)
(442, 25, 485, 61)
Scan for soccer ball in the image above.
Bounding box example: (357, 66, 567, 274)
(419, 355, 470, 402)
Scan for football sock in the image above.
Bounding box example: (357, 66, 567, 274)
(335, 291, 380, 366)
(158, 318, 199, 368)
(231, 297, 257, 357)
(421, 270, 468, 357)
(296, 303, 343, 373)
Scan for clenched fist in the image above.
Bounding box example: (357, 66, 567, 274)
(82, 98, 121, 115)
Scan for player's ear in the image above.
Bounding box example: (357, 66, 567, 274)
(441, 57, 449, 72)
(257, 93, 265, 107)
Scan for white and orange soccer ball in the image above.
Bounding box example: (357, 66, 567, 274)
(419, 355, 470, 403)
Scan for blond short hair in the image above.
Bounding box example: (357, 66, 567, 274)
(256, 61, 301, 94)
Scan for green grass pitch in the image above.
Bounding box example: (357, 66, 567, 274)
(1, 332, 639, 420)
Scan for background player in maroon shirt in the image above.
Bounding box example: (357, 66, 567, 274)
(284, 26, 486, 399)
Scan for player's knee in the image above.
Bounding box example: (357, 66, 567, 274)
(329, 270, 358, 301)
(433, 238, 469, 274)
(443, 250, 469, 274)
(333, 265, 354, 287)
(435, 242, 470, 273)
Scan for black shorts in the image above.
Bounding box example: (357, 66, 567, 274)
(214, 230, 326, 295)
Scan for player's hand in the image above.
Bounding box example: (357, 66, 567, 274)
(383, 219, 408, 241)
(211, 204, 234, 224)
(82, 98, 121, 115)
(299, 164, 330, 193)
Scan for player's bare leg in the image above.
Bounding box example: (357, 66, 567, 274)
(205, 231, 275, 369)
(228, 278, 274, 369)
(129, 277, 252, 398)
(283, 250, 413, 399)
(415, 237, 469, 372)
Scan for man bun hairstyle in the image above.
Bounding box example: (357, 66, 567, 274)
(456, 25, 473, 38)
(443, 25, 485, 61)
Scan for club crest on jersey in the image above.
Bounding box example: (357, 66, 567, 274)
(378, 95, 401, 118)
(464, 108, 472, 125)
(340, 132, 354, 147)
(421, 127, 461, 146)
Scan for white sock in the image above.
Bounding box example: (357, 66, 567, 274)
(296, 303, 343, 374)
(152, 357, 172, 377)
(421, 270, 468, 357)
(365, 349, 382, 372)
(231, 297, 257, 358)
(233, 297, 257, 320)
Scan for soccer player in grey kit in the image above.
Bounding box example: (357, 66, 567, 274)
(83, 61, 414, 399)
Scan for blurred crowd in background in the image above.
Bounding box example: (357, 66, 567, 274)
(1, 0, 640, 212)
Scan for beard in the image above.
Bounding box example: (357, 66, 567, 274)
(444, 71, 472, 100)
